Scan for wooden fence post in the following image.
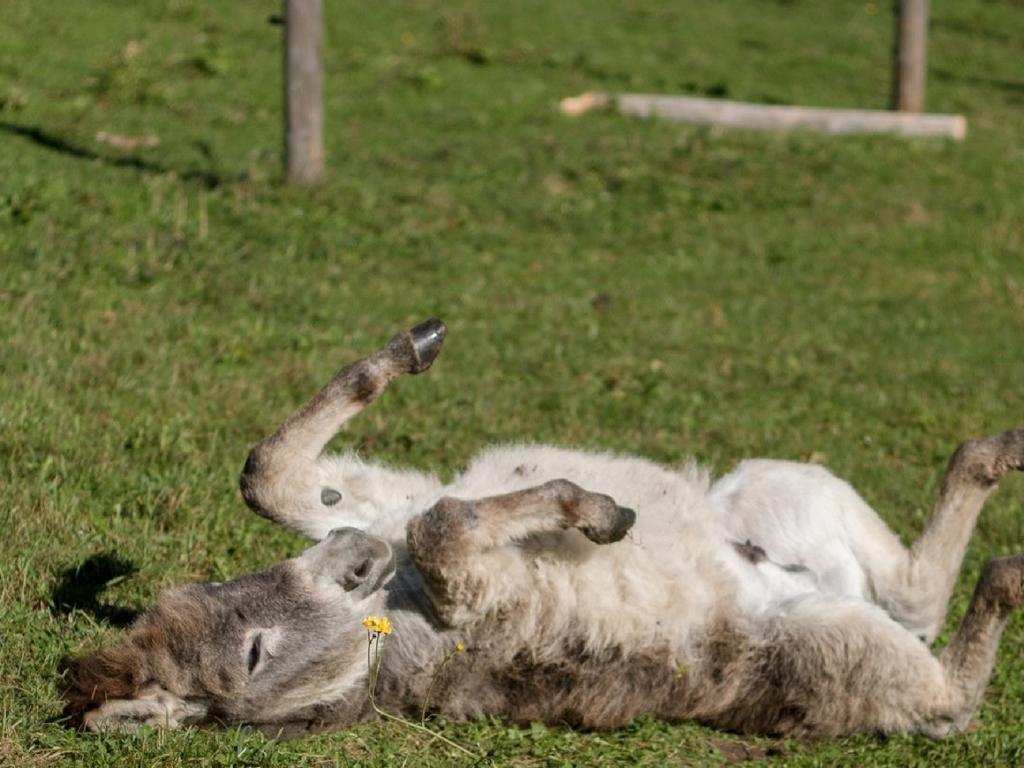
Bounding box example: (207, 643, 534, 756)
(284, 0, 324, 184)
(892, 0, 929, 112)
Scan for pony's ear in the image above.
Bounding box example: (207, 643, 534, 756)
(82, 685, 209, 732)
(59, 647, 144, 729)
(60, 644, 207, 731)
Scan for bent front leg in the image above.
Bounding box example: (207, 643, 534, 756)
(239, 320, 446, 540)
(407, 480, 636, 625)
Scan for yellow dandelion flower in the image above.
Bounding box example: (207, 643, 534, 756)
(454, 642, 465, 653)
(362, 615, 393, 635)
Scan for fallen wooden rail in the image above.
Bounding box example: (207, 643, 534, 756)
(560, 92, 966, 141)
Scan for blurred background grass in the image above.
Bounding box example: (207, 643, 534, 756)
(1, 1, 1022, 764)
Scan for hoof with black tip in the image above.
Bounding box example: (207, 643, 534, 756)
(407, 318, 447, 373)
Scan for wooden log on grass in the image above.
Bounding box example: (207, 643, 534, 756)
(560, 92, 966, 141)
(284, 0, 324, 184)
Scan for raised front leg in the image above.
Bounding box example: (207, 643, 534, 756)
(406, 480, 636, 625)
(239, 320, 447, 540)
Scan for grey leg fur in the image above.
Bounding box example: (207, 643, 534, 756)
(407, 479, 636, 625)
(878, 428, 1024, 641)
(239, 320, 446, 534)
(936, 554, 1024, 731)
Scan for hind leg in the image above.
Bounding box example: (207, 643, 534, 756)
(894, 430, 1024, 634)
(695, 554, 1024, 737)
(239, 320, 447, 541)
(859, 429, 1024, 641)
(712, 428, 1024, 642)
(406, 479, 636, 625)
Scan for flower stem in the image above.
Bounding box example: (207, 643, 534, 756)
(420, 651, 455, 724)
(366, 632, 479, 759)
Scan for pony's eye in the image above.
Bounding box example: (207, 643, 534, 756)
(247, 634, 262, 674)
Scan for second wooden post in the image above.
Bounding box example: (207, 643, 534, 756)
(892, 0, 930, 112)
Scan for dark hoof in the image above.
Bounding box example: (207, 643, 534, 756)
(408, 318, 447, 373)
(979, 555, 1024, 610)
(581, 506, 636, 545)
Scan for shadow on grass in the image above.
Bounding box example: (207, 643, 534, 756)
(51, 552, 141, 628)
(0, 121, 225, 188)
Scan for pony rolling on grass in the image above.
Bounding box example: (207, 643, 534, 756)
(61, 320, 1024, 740)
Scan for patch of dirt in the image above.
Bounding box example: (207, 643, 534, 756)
(708, 737, 786, 764)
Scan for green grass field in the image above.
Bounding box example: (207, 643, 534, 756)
(2, 0, 1023, 764)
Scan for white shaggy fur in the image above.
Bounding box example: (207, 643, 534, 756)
(309, 446, 902, 650)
